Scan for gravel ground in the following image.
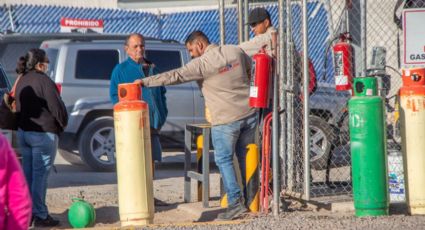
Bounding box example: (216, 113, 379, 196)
(144, 209, 425, 230)
(41, 153, 425, 230)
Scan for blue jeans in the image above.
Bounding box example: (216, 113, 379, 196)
(151, 133, 162, 162)
(212, 113, 258, 206)
(17, 130, 58, 219)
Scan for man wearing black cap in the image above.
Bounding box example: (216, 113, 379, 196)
(239, 7, 277, 56)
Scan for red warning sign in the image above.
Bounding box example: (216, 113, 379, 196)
(60, 17, 103, 33)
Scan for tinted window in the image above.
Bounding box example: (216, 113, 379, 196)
(145, 50, 182, 73)
(0, 42, 41, 83)
(44, 48, 58, 79)
(0, 64, 10, 98)
(0, 65, 8, 89)
(76, 50, 119, 80)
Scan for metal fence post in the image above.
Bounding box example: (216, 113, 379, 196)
(274, 0, 287, 214)
(244, 0, 249, 42)
(278, 0, 287, 194)
(219, 0, 225, 45)
(285, 0, 294, 193)
(7, 5, 15, 32)
(156, 10, 163, 39)
(302, 0, 310, 201)
(237, 0, 244, 43)
(361, 0, 367, 77)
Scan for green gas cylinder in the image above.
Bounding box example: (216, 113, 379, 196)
(68, 198, 96, 228)
(349, 77, 389, 217)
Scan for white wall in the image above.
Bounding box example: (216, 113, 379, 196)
(1, 0, 117, 8)
(118, 0, 234, 10)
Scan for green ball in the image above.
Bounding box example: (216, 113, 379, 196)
(68, 198, 96, 228)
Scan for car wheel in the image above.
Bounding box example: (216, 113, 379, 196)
(79, 117, 116, 172)
(58, 149, 84, 165)
(309, 115, 335, 170)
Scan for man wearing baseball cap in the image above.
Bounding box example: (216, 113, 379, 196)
(239, 7, 277, 57)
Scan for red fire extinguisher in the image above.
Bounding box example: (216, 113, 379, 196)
(250, 49, 272, 108)
(333, 32, 354, 91)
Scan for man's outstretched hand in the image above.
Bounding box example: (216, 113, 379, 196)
(134, 79, 143, 86)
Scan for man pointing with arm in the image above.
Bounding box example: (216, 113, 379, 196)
(135, 30, 256, 220)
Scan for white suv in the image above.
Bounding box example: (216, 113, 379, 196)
(41, 37, 205, 171)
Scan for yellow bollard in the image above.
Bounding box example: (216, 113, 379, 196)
(245, 144, 259, 212)
(400, 68, 425, 215)
(220, 193, 228, 208)
(114, 83, 154, 226)
(220, 144, 259, 212)
(197, 135, 203, 201)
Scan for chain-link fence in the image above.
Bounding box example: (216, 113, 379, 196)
(277, 0, 421, 203)
(1, 0, 416, 205)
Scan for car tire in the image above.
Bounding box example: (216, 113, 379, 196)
(79, 117, 116, 172)
(58, 149, 84, 165)
(309, 115, 335, 170)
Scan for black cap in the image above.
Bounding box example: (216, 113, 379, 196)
(246, 8, 270, 25)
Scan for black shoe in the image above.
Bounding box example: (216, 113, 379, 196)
(34, 215, 60, 227)
(154, 198, 169, 206)
(216, 197, 248, 220)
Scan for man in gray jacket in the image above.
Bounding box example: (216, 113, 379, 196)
(136, 30, 256, 220)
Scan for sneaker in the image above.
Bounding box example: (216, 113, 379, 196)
(216, 197, 248, 220)
(34, 215, 60, 227)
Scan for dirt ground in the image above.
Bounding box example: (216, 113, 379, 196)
(33, 151, 425, 230)
(38, 152, 223, 229)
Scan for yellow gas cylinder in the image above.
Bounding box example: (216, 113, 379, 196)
(400, 67, 425, 215)
(114, 83, 154, 226)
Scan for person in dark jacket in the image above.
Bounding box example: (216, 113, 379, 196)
(14, 48, 68, 227)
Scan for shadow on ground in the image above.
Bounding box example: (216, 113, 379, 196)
(40, 206, 120, 229)
(49, 166, 188, 188)
(390, 203, 408, 215)
(196, 208, 224, 222)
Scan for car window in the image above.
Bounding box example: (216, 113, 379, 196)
(0, 64, 10, 98)
(75, 50, 119, 80)
(44, 48, 58, 79)
(145, 50, 182, 73)
(0, 42, 41, 83)
(0, 63, 9, 88)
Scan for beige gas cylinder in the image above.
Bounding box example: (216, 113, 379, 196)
(113, 83, 154, 226)
(400, 67, 425, 215)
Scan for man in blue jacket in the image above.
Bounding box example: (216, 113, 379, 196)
(110, 34, 168, 205)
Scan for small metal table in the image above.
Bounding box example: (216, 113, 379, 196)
(184, 123, 211, 208)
